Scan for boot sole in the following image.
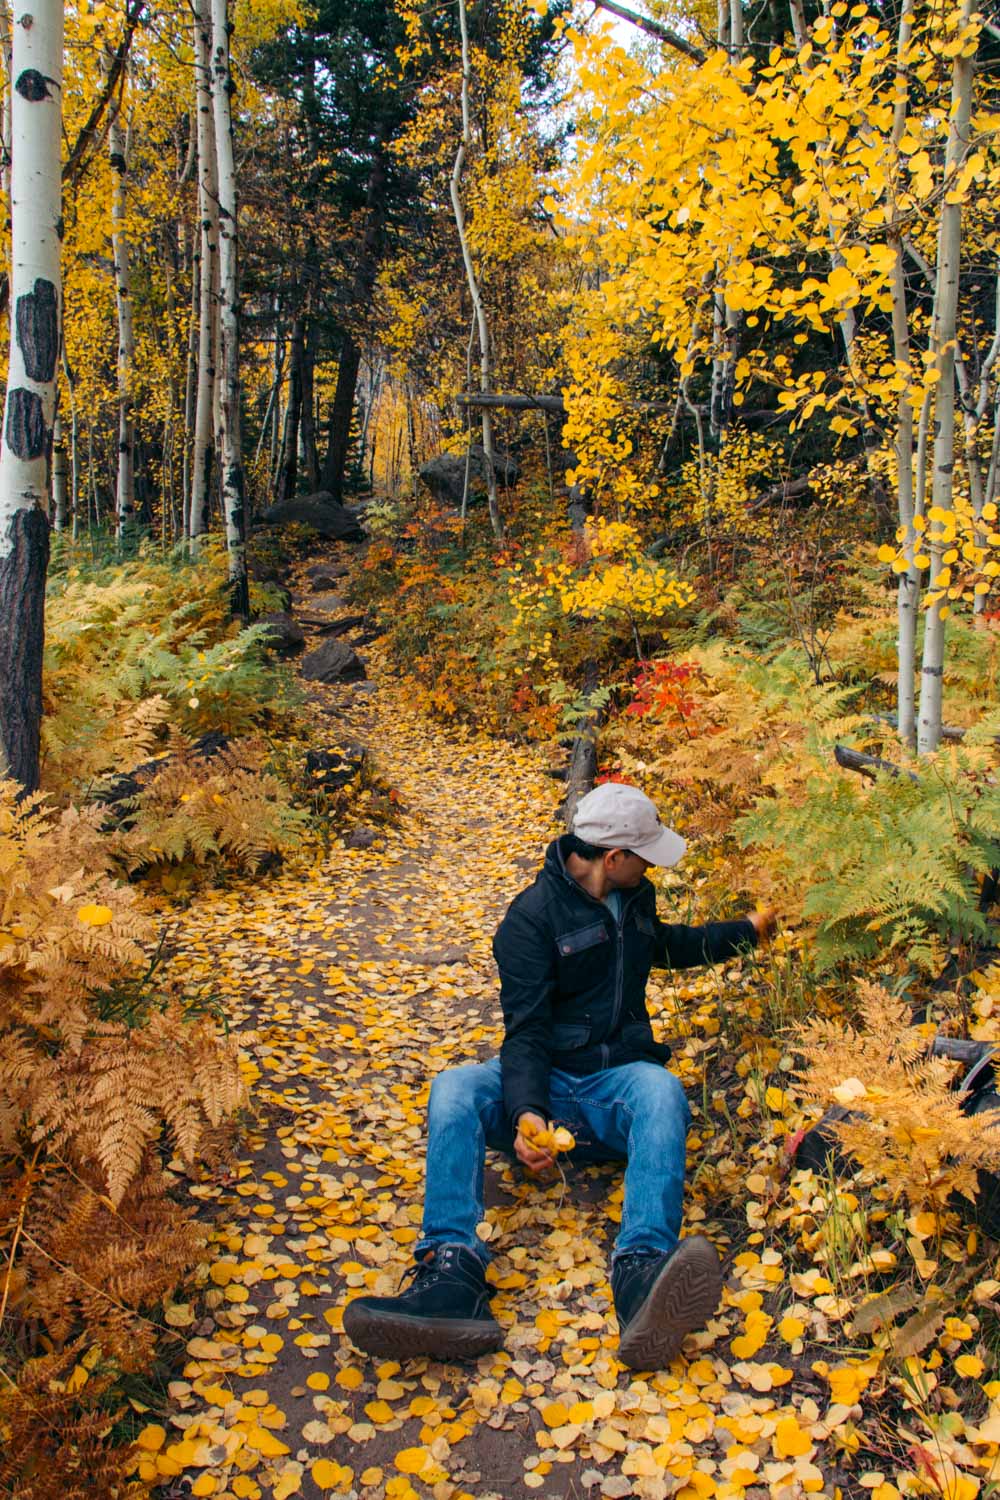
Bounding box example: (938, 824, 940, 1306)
(342, 1301, 503, 1361)
(617, 1236, 723, 1371)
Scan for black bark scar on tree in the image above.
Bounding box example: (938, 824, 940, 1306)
(0, 505, 49, 793)
(16, 279, 58, 383)
(6, 389, 46, 461)
(15, 69, 56, 102)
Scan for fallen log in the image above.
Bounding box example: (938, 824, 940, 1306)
(833, 744, 919, 782)
(747, 475, 813, 511)
(873, 711, 997, 745)
(561, 665, 606, 829)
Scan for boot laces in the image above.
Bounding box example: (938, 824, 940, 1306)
(399, 1246, 464, 1291)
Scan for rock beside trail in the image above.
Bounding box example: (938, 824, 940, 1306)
(307, 562, 349, 588)
(257, 611, 305, 656)
(259, 492, 365, 541)
(344, 825, 380, 849)
(300, 638, 366, 684)
(307, 592, 347, 615)
(418, 445, 520, 508)
(304, 740, 367, 792)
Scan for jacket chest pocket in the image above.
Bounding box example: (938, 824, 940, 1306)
(555, 921, 611, 992)
(634, 912, 656, 945)
(630, 912, 656, 977)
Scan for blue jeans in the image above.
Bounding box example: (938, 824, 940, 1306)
(415, 1057, 691, 1266)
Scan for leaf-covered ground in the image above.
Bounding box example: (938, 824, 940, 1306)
(135, 592, 989, 1500)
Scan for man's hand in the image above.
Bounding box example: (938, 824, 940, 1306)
(748, 907, 778, 945)
(515, 1112, 555, 1173)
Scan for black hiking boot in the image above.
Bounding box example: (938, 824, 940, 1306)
(612, 1235, 723, 1370)
(342, 1243, 503, 1361)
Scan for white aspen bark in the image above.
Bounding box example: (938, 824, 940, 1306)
(51, 408, 67, 529)
(105, 61, 135, 541)
(190, 0, 218, 546)
(450, 0, 502, 541)
(0, 0, 62, 791)
(209, 0, 248, 618)
(889, 0, 919, 747)
(728, 0, 743, 53)
(917, 0, 976, 754)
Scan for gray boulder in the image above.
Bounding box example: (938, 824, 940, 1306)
(418, 445, 520, 508)
(257, 611, 305, 656)
(300, 638, 367, 684)
(260, 491, 365, 541)
(308, 592, 348, 614)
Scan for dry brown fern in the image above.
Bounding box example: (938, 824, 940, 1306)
(797, 980, 1000, 1216)
(0, 779, 243, 1483)
(0, 1338, 143, 1499)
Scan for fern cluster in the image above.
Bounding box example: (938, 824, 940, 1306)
(798, 981, 1000, 1219)
(0, 783, 242, 1490)
(112, 733, 310, 881)
(43, 540, 297, 796)
(738, 747, 1000, 972)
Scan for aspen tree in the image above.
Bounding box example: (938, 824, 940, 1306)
(0, 0, 62, 790)
(190, 0, 217, 547)
(209, 0, 248, 618)
(51, 409, 68, 530)
(916, 0, 977, 754)
(104, 47, 136, 542)
(450, 0, 502, 541)
(887, 0, 921, 748)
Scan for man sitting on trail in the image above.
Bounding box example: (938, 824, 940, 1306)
(344, 783, 774, 1369)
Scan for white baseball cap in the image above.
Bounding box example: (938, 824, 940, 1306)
(571, 783, 686, 867)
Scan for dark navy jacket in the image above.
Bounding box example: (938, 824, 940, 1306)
(491, 835, 757, 1127)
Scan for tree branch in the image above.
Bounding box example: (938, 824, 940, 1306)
(591, 0, 706, 62)
(62, 0, 144, 187)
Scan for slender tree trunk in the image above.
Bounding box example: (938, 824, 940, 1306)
(51, 408, 68, 530)
(268, 299, 283, 490)
(104, 59, 135, 543)
(889, 0, 919, 747)
(299, 311, 319, 491)
(917, 0, 976, 754)
(0, 0, 62, 791)
(319, 137, 388, 501)
(449, 0, 501, 540)
(190, 0, 218, 546)
(278, 312, 303, 503)
(162, 255, 176, 541)
(181, 216, 197, 540)
(209, 0, 248, 618)
(62, 338, 79, 538)
(323, 333, 360, 501)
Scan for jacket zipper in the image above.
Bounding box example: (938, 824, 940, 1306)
(553, 841, 647, 1056)
(610, 887, 643, 1042)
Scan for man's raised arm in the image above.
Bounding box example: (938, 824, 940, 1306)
(653, 908, 775, 970)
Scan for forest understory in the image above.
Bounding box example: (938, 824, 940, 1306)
(3, 0, 1000, 1494)
(6, 513, 1000, 1500)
